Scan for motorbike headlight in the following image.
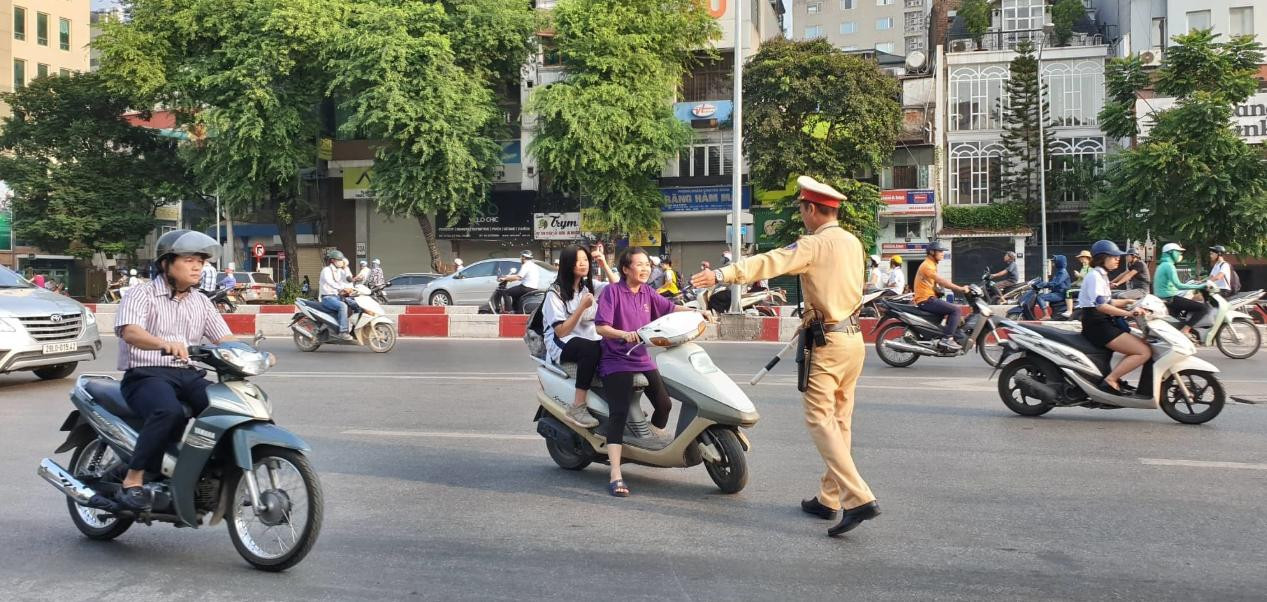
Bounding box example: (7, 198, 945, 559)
(649, 336, 672, 347)
(214, 347, 272, 376)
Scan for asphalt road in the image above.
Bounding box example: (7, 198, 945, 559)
(2, 338, 1266, 601)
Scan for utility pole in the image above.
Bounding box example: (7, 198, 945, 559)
(1036, 40, 1049, 278)
(728, 0, 746, 313)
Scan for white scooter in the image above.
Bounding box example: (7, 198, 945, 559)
(531, 311, 759, 493)
(1173, 283, 1262, 359)
(994, 295, 1225, 424)
(289, 284, 397, 353)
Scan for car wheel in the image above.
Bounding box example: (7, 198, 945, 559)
(429, 291, 452, 306)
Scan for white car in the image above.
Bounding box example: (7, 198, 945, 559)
(0, 266, 102, 380)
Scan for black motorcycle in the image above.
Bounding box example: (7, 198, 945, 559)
(486, 280, 545, 315)
(38, 340, 323, 571)
(203, 286, 238, 314)
(873, 284, 1006, 367)
(369, 281, 391, 305)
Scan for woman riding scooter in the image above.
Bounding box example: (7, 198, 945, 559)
(1152, 243, 1209, 336)
(1035, 255, 1071, 317)
(1078, 240, 1151, 394)
(594, 248, 697, 497)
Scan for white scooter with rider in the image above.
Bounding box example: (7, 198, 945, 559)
(289, 250, 397, 353)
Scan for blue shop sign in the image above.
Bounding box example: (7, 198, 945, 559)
(661, 186, 752, 212)
(673, 100, 734, 124)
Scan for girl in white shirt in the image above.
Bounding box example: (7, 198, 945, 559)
(1078, 242, 1151, 394)
(544, 245, 618, 428)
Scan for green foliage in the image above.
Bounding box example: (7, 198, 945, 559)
(942, 202, 1029, 231)
(1098, 55, 1149, 139)
(1089, 31, 1267, 256)
(1049, 156, 1104, 209)
(276, 278, 303, 305)
(1051, 0, 1084, 47)
(998, 41, 1053, 214)
(0, 73, 193, 258)
(526, 0, 719, 236)
(959, 0, 992, 49)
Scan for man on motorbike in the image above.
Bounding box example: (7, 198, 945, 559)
(1207, 246, 1234, 294)
(113, 230, 236, 511)
(319, 250, 357, 341)
(354, 260, 371, 284)
(914, 242, 969, 351)
(497, 250, 544, 313)
(1034, 255, 1071, 316)
(657, 257, 680, 298)
(883, 255, 905, 296)
(988, 252, 1020, 289)
(1153, 243, 1209, 335)
(1109, 245, 1150, 298)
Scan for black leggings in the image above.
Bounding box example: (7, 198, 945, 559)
(1165, 296, 1209, 329)
(602, 370, 672, 446)
(559, 337, 601, 391)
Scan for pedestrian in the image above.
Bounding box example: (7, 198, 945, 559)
(200, 260, 218, 293)
(690, 175, 880, 537)
(300, 275, 312, 298)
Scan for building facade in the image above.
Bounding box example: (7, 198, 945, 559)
(791, 0, 934, 56)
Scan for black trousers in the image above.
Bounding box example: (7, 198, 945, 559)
(559, 337, 601, 391)
(602, 370, 672, 446)
(121, 367, 211, 473)
(1165, 296, 1209, 329)
(497, 284, 532, 312)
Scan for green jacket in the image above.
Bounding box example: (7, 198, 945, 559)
(1153, 258, 1203, 299)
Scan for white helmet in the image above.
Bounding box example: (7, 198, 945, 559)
(129, 269, 137, 276)
(650, 256, 661, 266)
(454, 258, 464, 266)
(869, 254, 881, 266)
(1162, 243, 1185, 254)
(372, 258, 381, 265)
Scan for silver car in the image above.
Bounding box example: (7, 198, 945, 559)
(0, 266, 102, 380)
(384, 273, 442, 305)
(423, 259, 556, 307)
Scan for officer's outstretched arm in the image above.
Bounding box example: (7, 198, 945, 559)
(720, 237, 818, 285)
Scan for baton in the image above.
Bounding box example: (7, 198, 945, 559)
(750, 330, 801, 386)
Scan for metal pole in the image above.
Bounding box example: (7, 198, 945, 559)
(215, 195, 222, 261)
(1036, 41, 1049, 279)
(729, 0, 745, 313)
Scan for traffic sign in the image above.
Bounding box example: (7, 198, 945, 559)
(253, 243, 265, 259)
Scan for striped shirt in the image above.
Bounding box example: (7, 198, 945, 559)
(115, 277, 234, 371)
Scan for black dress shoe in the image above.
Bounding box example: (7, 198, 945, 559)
(114, 486, 152, 512)
(828, 501, 880, 537)
(801, 497, 838, 520)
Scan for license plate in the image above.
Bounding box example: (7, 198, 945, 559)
(42, 342, 77, 354)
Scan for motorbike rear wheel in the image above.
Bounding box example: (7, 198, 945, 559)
(292, 329, 321, 352)
(702, 427, 748, 494)
(227, 446, 323, 572)
(545, 436, 594, 471)
(66, 439, 133, 540)
(997, 357, 1056, 417)
(1215, 318, 1260, 360)
(874, 322, 920, 368)
(1159, 370, 1225, 425)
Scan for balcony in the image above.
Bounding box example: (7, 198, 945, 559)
(946, 27, 1111, 53)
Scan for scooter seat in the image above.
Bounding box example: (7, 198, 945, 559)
(557, 363, 648, 389)
(84, 380, 138, 419)
(883, 302, 943, 322)
(1025, 325, 1110, 359)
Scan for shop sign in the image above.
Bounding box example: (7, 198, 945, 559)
(0, 190, 11, 252)
(439, 192, 535, 240)
(661, 185, 752, 212)
(752, 206, 796, 249)
(881, 242, 930, 252)
(343, 166, 372, 200)
(672, 100, 734, 124)
(534, 212, 582, 240)
(880, 189, 935, 216)
(1138, 92, 1267, 144)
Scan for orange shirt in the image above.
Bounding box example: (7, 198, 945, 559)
(913, 258, 939, 304)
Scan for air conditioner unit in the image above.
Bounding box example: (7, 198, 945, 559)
(1139, 49, 1162, 67)
(949, 39, 971, 52)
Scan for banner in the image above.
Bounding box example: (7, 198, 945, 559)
(0, 210, 11, 252)
(880, 189, 936, 216)
(438, 191, 535, 240)
(534, 212, 582, 240)
(661, 186, 752, 212)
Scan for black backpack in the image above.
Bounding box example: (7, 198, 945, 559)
(1229, 266, 1242, 294)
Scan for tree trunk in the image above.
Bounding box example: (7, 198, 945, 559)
(273, 190, 300, 284)
(416, 214, 444, 273)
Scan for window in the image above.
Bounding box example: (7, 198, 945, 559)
(877, 0, 894, 5)
(461, 262, 498, 278)
(876, 17, 893, 30)
(807, 2, 823, 14)
(13, 59, 25, 90)
(36, 11, 47, 45)
(949, 142, 1005, 204)
(680, 54, 733, 102)
(36, 63, 48, 79)
(1186, 10, 1210, 32)
(1000, 0, 1045, 47)
(678, 142, 733, 177)
(13, 6, 25, 41)
(1047, 138, 1106, 207)
(904, 0, 923, 6)
(1150, 17, 1166, 47)
(805, 25, 824, 39)
(894, 219, 922, 239)
(906, 35, 925, 53)
(1043, 60, 1106, 127)
(949, 65, 1009, 130)
(905, 10, 924, 32)
(876, 42, 896, 53)
(1230, 7, 1254, 37)
(59, 69, 71, 77)
(59, 18, 69, 51)
(841, 0, 855, 9)
(540, 35, 562, 66)
(892, 165, 920, 189)
(840, 21, 857, 34)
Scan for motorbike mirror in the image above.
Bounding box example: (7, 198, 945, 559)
(252, 331, 266, 347)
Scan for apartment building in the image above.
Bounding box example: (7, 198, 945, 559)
(2, 0, 91, 118)
(791, 0, 934, 56)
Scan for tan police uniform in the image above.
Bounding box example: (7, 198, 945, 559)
(716, 183, 874, 512)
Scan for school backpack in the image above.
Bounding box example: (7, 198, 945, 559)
(1229, 265, 1242, 294)
(523, 284, 562, 359)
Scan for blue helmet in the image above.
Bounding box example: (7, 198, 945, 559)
(1090, 240, 1125, 258)
(927, 241, 948, 253)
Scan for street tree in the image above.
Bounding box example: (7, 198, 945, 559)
(998, 41, 1053, 215)
(0, 73, 193, 260)
(1087, 30, 1267, 258)
(960, 0, 992, 50)
(1097, 54, 1149, 140)
(94, 0, 340, 283)
(328, 0, 536, 273)
(742, 39, 898, 250)
(1051, 0, 1084, 47)
(526, 0, 719, 236)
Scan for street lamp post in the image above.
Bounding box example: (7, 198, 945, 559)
(729, 0, 746, 313)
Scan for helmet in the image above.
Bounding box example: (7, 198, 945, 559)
(869, 254, 881, 266)
(1090, 240, 1126, 257)
(890, 255, 903, 265)
(129, 269, 137, 276)
(520, 250, 534, 259)
(454, 258, 464, 266)
(927, 241, 948, 253)
(1210, 245, 1227, 254)
(372, 258, 381, 265)
(1126, 244, 1143, 257)
(359, 259, 367, 266)
(650, 256, 661, 266)
(325, 249, 346, 262)
(1162, 243, 1185, 254)
(155, 229, 220, 264)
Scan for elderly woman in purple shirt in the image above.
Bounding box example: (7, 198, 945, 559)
(594, 247, 696, 497)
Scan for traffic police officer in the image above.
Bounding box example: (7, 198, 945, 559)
(691, 176, 879, 537)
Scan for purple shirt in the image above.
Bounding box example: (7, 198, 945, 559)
(594, 281, 676, 377)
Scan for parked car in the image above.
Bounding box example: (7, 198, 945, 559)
(0, 266, 102, 381)
(383, 273, 442, 305)
(219, 271, 278, 303)
(423, 258, 556, 307)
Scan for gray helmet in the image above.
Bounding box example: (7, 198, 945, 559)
(155, 230, 220, 264)
(927, 241, 948, 253)
(325, 249, 347, 262)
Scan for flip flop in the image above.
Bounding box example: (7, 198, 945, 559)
(608, 480, 630, 497)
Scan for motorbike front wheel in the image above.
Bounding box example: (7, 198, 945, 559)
(1215, 318, 1261, 359)
(227, 446, 324, 572)
(977, 326, 1005, 367)
(874, 322, 920, 368)
(1159, 370, 1225, 425)
(66, 439, 133, 540)
(367, 323, 397, 353)
(701, 427, 748, 494)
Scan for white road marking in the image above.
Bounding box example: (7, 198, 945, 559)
(343, 429, 539, 441)
(1139, 458, 1267, 471)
